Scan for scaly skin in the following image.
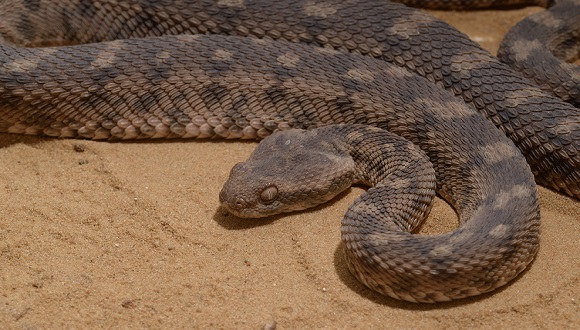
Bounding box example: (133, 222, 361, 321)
(0, 0, 578, 198)
(498, 0, 580, 106)
(0, 0, 576, 302)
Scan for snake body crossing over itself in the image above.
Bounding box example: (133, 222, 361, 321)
(0, 0, 578, 302)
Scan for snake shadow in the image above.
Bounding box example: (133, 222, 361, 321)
(332, 241, 539, 310)
(213, 205, 281, 230)
(0, 132, 52, 148)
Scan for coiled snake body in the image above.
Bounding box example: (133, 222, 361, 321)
(0, 0, 578, 302)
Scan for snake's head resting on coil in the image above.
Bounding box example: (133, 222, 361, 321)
(219, 129, 358, 218)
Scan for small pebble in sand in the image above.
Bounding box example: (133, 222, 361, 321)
(73, 143, 86, 152)
(263, 321, 277, 330)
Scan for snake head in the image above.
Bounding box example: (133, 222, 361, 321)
(219, 129, 357, 218)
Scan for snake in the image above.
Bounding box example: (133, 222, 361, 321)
(498, 0, 580, 106)
(0, 0, 578, 302)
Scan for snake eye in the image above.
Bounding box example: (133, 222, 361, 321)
(260, 185, 278, 203)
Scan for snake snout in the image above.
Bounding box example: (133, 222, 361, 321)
(219, 188, 250, 214)
(225, 197, 247, 211)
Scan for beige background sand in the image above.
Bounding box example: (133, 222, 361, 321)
(0, 6, 578, 329)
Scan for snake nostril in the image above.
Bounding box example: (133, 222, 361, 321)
(235, 197, 246, 209)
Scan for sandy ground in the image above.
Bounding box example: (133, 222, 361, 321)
(0, 6, 578, 330)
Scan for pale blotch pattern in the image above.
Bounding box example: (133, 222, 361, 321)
(346, 68, 375, 83)
(317, 139, 336, 151)
(385, 11, 430, 38)
(429, 244, 453, 257)
(277, 52, 300, 68)
(492, 184, 533, 210)
(174, 34, 200, 43)
(529, 11, 561, 29)
(303, 1, 337, 18)
(364, 232, 407, 244)
(345, 130, 365, 141)
(382, 64, 417, 79)
(480, 140, 517, 165)
(213, 48, 233, 61)
(4, 57, 40, 73)
(252, 38, 269, 46)
(489, 224, 509, 238)
(392, 177, 413, 189)
(217, 0, 245, 7)
(6, 46, 57, 72)
(449, 51, 492, 69)
(413, 97, 473, 119)
(448, 231, 473, 244)
(503, 86, 550, 108)
(510, 39, 543, 61)
(91, 43, 122, 69)
(319, 150, 355, 172)
(149, 50, 172, 67)
(90, 40, 125, 70)
(156, 50, 171, 59)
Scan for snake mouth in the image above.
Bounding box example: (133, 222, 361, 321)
(219, 202, 268, 219)
(220, 198, 247, 215)
(219, 191, 284, 219)
(218, 191, 261, 218)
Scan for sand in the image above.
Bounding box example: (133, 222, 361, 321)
(0, 6, 578, 329)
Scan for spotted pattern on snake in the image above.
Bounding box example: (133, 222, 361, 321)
(498, 0, 580, 106)
(0, 0, 576, 302)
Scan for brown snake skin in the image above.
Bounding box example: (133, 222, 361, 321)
(397, 0, 553, 9)
(0, 0, 577, 302)
(498, 0, 580, 106)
